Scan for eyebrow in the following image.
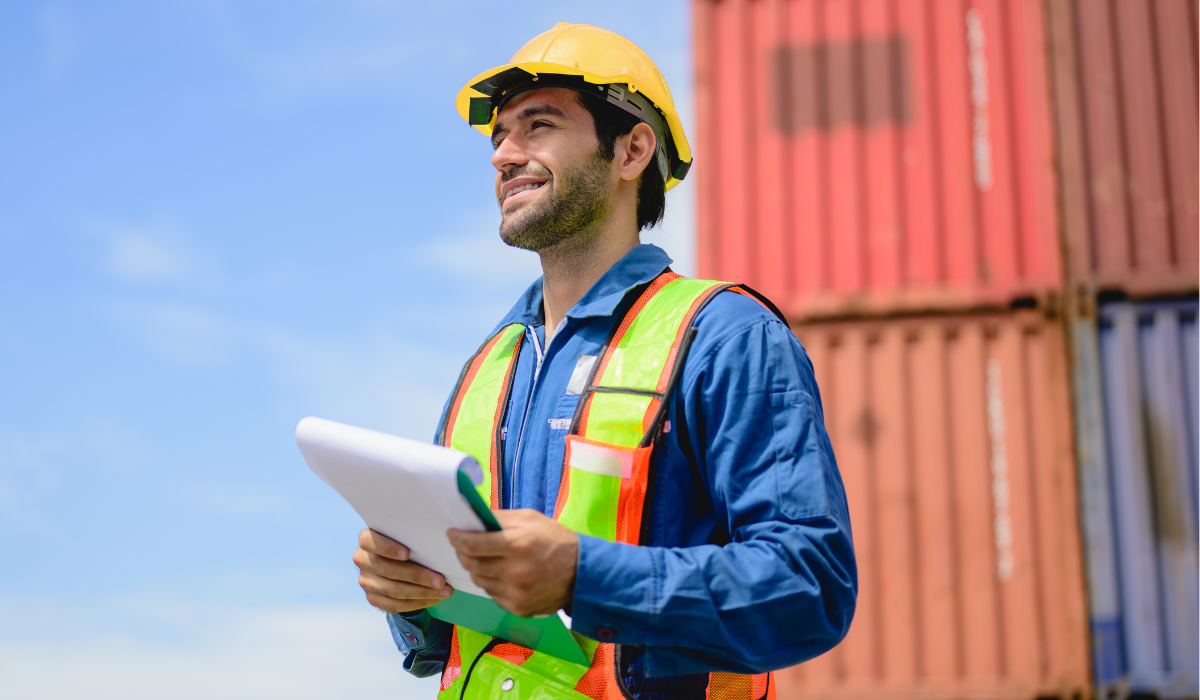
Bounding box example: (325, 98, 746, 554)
(492, 104, 569, 146)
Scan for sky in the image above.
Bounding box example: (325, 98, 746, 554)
(0, 2, 696, 697)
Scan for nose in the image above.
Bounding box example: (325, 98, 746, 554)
(491, 133, 527, 174)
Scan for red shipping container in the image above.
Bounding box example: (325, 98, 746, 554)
(1044, 0, 1199, 298)
(694, 0, 1063, 318)
(780, 311, 1091, 700)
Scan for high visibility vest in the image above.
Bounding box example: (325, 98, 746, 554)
(434, 272, 777, 700)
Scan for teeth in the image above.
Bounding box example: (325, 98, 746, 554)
(506, 182, 543, 200)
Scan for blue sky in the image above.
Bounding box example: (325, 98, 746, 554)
(0, 2, 695, 697)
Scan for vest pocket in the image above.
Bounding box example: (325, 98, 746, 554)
(557, 436, 653, 544)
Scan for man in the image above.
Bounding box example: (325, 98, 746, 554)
(352, 23, 855, 700)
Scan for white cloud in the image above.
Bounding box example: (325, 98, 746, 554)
(83, 215, 219, 290)
(0, 596, 441, 700)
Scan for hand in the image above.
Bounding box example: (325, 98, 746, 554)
(354, 528, 453, 613)
(448, 509, 578, 617)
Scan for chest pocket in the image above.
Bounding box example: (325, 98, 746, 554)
(543, 393, 581, 512)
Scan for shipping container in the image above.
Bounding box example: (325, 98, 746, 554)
(1071, 298, 1199, 699)
(694, 0, 1062, 319)
(1045, 0, 1199, 298)
(777, 311, 1090, 700)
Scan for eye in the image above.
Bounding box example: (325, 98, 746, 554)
(529, 120, 552, 131)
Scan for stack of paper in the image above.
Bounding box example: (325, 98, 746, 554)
(295, 417, 587, 666)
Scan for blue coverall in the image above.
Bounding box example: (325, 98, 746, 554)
(388, 244, 856, 695)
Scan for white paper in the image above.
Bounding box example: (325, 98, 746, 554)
(295, 416, 491, 598)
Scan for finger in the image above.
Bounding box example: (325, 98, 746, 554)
(493, 596, 539, 618)
(354, 549, 448, 589)
(365, 591, 446, 614)
(465, 570, 509, 598)
(359, 529, 409, 560)
(360, 570, 453, 601)
(448, 529, 511, 557)
(456, 551, 510, 579)
(493, 508, 540, 528)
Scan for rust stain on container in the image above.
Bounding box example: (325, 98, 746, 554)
(694, 0, 1063, 318)
(770, 36, 916, 133)
(1044, 0, 1199, 296)
(777, 312, 1090, 700)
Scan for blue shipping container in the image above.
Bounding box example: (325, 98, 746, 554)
(1076, 297, 1198, 699)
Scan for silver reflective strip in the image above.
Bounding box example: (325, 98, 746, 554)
(569, 442, 629, 478)
(566, 355, 597, 395)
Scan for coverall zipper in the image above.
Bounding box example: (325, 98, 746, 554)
(508, 324, 546, 506)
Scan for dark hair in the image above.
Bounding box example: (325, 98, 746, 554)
(574, 90, 667, 231)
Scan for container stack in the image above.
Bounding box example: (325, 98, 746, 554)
(1046, 1, 1198, 697)
(692, 1, 1197, 699)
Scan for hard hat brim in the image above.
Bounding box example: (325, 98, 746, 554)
(456, 62, 692, 192)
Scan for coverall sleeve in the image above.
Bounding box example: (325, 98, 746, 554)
(380, 400, 459, 678)
(386, 609, 453, 678)
(568, 315, 858, 676)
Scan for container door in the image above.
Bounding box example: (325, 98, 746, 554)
(1091, 298, 1199, 698)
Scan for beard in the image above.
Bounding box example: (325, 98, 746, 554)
(498, 150, 614, 252)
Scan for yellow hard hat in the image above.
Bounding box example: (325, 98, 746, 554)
(455, 23, 692, 191)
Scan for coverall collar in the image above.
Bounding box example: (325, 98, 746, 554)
(500, 243, 674, 327)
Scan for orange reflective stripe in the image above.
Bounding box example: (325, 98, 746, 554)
(555, 435, 654, 544)
(442, 331, 506, 448)
(440, 626, 463, 692)
(656, 282, 720, 394)
(489, 642, 535, 667)
(614, 441, 653, 545)
(576, 271, 680, 439)
(488, 339, 522, 508)
(439, 324, 524, 508)
(706, 672, 771, 700)
(573, 644, 622, 699)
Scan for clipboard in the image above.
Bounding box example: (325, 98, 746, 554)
(426, 471, 587, 666)
(295, 417, 588, 666)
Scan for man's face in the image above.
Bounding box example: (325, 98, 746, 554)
(490, 88, 615, 251)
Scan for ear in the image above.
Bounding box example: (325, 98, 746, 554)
(616, 122, 657, 183)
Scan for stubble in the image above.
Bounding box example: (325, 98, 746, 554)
(498, 150, 614, 252)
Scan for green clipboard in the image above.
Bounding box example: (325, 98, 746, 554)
(426, 471, 589, 667)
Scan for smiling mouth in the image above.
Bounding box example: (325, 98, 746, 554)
(504, 181, 546, 203)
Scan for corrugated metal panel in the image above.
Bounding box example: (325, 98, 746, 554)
(776, 311, 1090, 700)
(1076, 299, 1199, 698)
(693, 0, 1063, 318)
(1045, 0, 1199, 297)
(1066, 309, 1125, 688)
